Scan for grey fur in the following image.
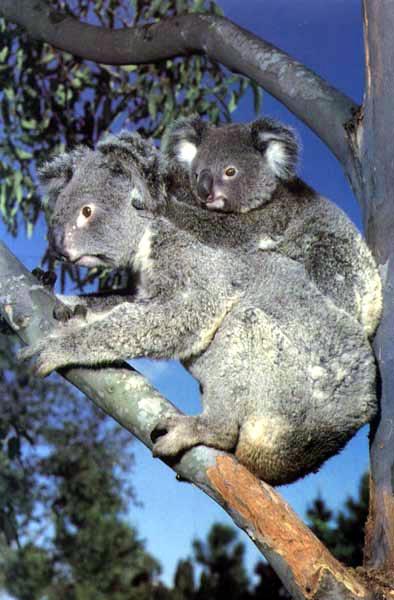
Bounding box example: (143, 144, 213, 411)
(166, 117, 382, 338)
(21, 133, 378, 485)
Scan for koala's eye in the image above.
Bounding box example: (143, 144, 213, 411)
(224, 166, 237, 178)
(76, 204, 95, 228)
(194, 172, 199, 180)
(82, 206, 92, 218)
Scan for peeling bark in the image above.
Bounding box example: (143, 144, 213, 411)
(208, 457, 371, 600)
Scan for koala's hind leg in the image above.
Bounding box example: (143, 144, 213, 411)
(151, 412, 239, 458)
(235, 415, 325, 485)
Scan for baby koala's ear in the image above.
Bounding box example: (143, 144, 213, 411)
(251, 118, 299, 181)
(165, 116, 208, 167)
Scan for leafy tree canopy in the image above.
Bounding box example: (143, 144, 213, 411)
(0, 0, 260, 238)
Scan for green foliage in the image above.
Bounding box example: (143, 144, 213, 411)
(0, 0, 258, 237)
(173, 559, 195, 599)
(0, 334, 74, 545)
(2, 544, 54, 600)
(192, 523, 252, 600)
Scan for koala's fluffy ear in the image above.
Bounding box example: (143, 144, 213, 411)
(251, 118, 299, 181)
(38, 147, 88, 204)
(98, 131, 167, 210)
(98, 131, 160, 176)
(165, 116, 208, 167)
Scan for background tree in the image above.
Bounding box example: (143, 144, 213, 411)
(0, 335, 162, 599)
(192, 523, 251, 600)
(307, 474, 369, 569)
(172, 559, 195, 600)
(0, 0, 392, 598)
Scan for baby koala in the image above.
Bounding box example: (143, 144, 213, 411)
(166, 116, 382, 339)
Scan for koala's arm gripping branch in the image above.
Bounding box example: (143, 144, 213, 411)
(0, 0, 356, 173)
(18, 291, 223, 376)
(0, 240, 372, 600)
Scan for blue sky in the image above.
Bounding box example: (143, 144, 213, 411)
(0, 0, 369, 586)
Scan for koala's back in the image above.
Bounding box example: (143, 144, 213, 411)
(251, 180, 382, 337)
(190, 253, 376, 484)
(165, 114, 382, 338)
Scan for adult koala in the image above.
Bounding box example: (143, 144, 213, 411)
(20, 132, 377, 485)
(166, 116, 382, 339)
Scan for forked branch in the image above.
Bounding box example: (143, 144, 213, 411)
(0, 0, 357, 172)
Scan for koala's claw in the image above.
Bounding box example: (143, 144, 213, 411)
(73, 304, 88, 319)
(53, 304, 74, 323)
(151, 415, 196, 458)
(32, 268, 57, 289)
(53, 303, 87, 323)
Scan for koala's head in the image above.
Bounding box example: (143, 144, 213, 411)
(166, 116, 299, 213)
(39, 132, 166, 269)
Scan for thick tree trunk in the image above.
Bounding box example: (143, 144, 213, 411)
(356, 0, 394, 572)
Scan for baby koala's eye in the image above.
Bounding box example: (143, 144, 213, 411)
(224, 166, 237, 177)
(194, 172, 199, 180)
(82, 206, 92, 218)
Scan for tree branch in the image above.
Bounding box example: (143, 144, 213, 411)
(0, 0, 357, 172)
(0, 239, 371, 600)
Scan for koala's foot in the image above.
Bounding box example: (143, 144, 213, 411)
(151, 415, 198, 458)
(151, 414, 238, 458)
(32, 268, 57, 289)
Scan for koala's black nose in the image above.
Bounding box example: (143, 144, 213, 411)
(197, 170, 213, 200)
(48, 227, 68, 261)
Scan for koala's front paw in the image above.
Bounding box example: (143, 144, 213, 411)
(18, 338, 70, 377)
(151, 415, 197, 458)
